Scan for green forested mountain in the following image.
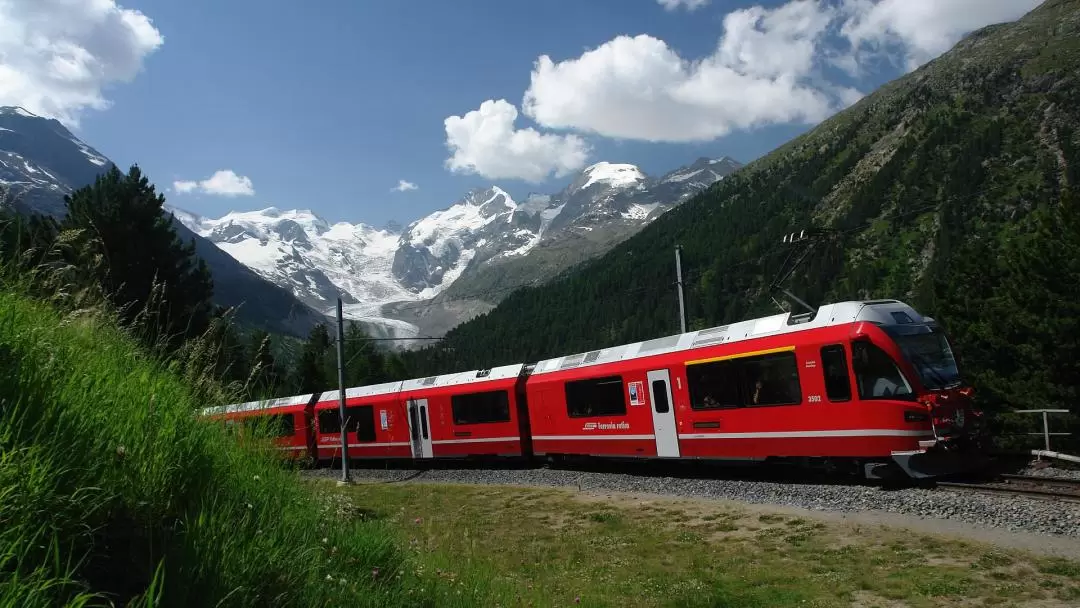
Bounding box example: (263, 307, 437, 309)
(402, 0, 1080, 424)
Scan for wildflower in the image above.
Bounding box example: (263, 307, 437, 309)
(372, 567, 380, 579)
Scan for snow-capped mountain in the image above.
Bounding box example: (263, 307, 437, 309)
(0, 105, 324, 338)
(0, 106, 112, 217)
(169, 156, 742, 341)
(167, 206, 418, 334)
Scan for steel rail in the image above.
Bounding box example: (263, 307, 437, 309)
(935, 475, 1080, 503)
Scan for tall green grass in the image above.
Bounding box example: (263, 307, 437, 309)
(0, 289, 443, 607)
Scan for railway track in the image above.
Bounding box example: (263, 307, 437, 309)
(935, 474, 1080, 503)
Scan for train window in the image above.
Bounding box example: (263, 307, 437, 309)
(651, 380, 670, 413)
(346, 405, 377, 442)
(244, 413, 294, 438)
(319, 406, 377, 440)
(687, 351, 801, 408)
(566, 375, 627, 418)
(740, 351, 801, 407)
(687, 359, 741, 409)
(452, 390, 511, 425)
(317, 409, 341, 435)
(409, 406, 420, 441)
(851, 342, 915, 401)
(820, 345, 852, 402)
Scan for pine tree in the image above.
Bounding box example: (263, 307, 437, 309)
(60, 165, 214, 352)
(992, 186, 1080, 411)
(342, 322, 373, 386)
(246, 330, 281, 397)
(294, 323, 331, 393)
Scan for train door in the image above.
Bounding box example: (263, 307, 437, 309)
(646, 369, 680, 457)
(406, 398, 434, 459)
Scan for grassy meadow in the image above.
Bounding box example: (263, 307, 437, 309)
(325, 479, 1080, 608)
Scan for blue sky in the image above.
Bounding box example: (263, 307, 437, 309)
(1, 0, 1040, 228)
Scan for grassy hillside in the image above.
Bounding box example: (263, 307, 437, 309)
(401, 0, 1080, 431)
(0, 287, 445, 606)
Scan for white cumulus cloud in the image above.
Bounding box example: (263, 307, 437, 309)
(657, 0, 710, 11)
(444, 99, 590, 182)
(840, 0, 1041, 71)
(172, 170, 255, 197)
(521, 2, 850, 143)
(518, 0, 1039, 143)
(0, 0, 164, 127)
(392, 179, 418, 192)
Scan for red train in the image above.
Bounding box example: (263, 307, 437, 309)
(201, 299, 988, 479)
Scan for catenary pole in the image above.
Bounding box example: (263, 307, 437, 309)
(336, 297, 350, 483)
(675, 245, 687, 333)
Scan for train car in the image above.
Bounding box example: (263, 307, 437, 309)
(311, 381, 410, 463)
(200, 393, 317, 460)
(397, 363, 532, 460)
(524, 300, 985, 478)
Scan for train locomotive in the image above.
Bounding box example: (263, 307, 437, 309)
(201, 299, 989, 480)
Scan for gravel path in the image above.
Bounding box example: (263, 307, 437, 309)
(303, 465, 1080, 541)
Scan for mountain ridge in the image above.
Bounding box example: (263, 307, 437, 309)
(170, 155, 743, 341)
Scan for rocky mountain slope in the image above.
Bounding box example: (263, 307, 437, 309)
(397, 0, 1080, 420)
(171, 156, 741, 340)
(0, 106, 323, 338)
(434, 157, 740, 304)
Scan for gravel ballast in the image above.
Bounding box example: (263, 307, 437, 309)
(303, 464, 1080, 540)
(1021, 464, 1080, 481)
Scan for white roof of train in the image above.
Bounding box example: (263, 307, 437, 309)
(531, 299, 928, 376)
(400, 362, 524, 391)
(314, 380, 403, 404)
(199, 392, 316, 417)
(309, 363, 524, 405)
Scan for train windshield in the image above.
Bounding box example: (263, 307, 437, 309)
(886, 327, 962, 390)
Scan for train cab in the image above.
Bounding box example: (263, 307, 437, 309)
(843, 300, 987, 477)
